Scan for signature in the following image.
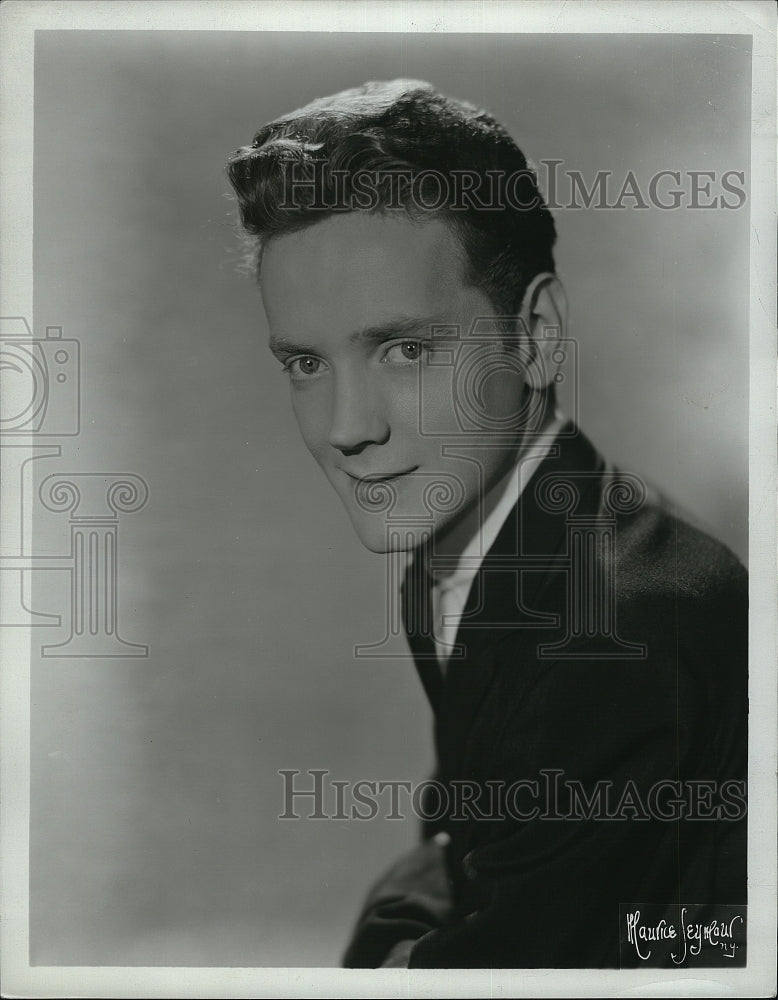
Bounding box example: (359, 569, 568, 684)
(625, 907, 744, 963)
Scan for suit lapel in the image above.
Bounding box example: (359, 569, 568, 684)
(401, 538, 445, 712)
(439, 425, 606, 773)
(401, 424, 607, 744)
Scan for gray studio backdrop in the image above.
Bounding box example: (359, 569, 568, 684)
(30, 31, 750, 966)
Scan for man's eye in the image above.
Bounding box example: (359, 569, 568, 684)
(383, 341, 424, 364)
(286, 356, 325, 378)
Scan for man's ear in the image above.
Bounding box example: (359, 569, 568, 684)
(516, 272, 568, 391)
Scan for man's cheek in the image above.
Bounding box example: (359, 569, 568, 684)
(299, 433, 339, 483)
(291, 396, 328, 457)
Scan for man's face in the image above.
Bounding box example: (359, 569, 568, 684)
(260, 213, 530, 553)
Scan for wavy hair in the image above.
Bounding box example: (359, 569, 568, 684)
(226, 79, 556, 319)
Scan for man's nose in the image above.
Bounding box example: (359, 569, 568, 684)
(328, 374, 390, 455)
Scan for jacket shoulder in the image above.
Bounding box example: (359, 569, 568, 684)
(607, 479, 747, 605)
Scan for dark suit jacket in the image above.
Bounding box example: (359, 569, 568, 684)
(343, 425, 748, 968)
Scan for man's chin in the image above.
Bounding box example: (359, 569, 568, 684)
(351, 530, 418, 555)
(347, 515, 433, 555)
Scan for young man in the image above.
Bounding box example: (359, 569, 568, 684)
(227, 80, 747, 969)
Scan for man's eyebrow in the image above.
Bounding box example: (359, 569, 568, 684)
(268, 315, 449, 357)
(348, 315, 449, 344)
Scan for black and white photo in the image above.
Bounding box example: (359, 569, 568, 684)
(1, 2, 775, 996)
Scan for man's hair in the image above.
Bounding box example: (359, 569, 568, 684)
(226, 79, 556, 319)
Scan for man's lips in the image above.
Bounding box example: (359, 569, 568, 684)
(344, 467, 418, 484)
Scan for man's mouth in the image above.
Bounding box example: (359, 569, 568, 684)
(344, 468, 418, 484)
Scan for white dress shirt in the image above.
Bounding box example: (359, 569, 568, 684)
(431, 412, 566, 670)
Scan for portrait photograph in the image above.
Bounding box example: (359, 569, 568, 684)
(1, 2, 775, 997)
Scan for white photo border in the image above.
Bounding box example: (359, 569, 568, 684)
(1, 1, 775, 997)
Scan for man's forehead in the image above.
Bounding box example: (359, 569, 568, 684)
(260, 212, 471, 319)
